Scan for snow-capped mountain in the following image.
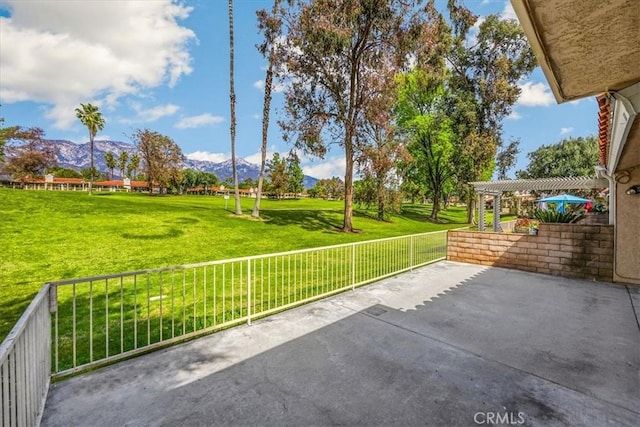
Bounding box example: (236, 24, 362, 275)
(26, 139, 318, 187)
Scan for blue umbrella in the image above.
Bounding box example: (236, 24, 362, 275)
(537, 194, 591, 213)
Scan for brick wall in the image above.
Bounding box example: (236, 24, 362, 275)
(447, 224, 614, 282)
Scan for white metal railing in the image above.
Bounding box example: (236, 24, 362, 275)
(48, 230, 448, 377)
(0, 285, 51, 427)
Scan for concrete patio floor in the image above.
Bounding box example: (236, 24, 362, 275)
(42, 261, 640, 426)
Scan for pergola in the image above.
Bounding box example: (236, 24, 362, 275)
(470, 176, 609, 232)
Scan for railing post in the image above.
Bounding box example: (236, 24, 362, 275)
(351, 244, 356, 290)
(48, 283, 57, 313)
(410, 235, 414, 271)
(247, 259, 252, 325)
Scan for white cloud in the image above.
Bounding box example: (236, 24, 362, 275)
(251, 113, 261, 120)
(121, 103, 179, 124)
(0, 0, 195, 129)
(176, 114, 224, 129)
(244, 145, 278, 165)
(506, 110, 522, 120)
(302, 157, 345, 180)
(517, 81, 555, 107)
(560, 127, 574, 135)
(186, 151, 228, 163)
(501, 1, 518, 21)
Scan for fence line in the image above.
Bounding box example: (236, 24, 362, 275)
(0, 284, 51, 427)
(48, 230, 448, 378)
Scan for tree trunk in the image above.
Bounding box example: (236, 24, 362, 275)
(228, 0, 242, 215)
(377, 177, 385, 221)
(430, 187, 441, 220)
(88, 135, 94, 195)
(342, 143, 354, 232)
(467, 194, 476, 224)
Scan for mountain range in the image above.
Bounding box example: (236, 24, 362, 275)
(36, 139, 319, 188)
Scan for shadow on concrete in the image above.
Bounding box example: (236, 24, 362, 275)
(42, 262, 640, 426)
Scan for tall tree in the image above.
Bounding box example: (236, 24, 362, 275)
(437, 1, 536, 222)
(118, 151, 129, 179)
(104, 152, 117, 179)
(277, 0, 431, 232)
(127, 153, 140, 179)
(267, 152, 289, 199)
(75, 103, 105, 195)
(516, 136, 598, 179)
(133, 129, 184, 195)
(311, 177, 345, 200)
(253, 0, 283, 218)
(396, 70, 455, 221)
(286, 152, 304, 198)
(356, 83, 406, 221)
(228, 0, 242, 214)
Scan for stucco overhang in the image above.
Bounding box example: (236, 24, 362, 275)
(510, 0, 640, 103)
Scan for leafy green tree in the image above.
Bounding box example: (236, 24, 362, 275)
(268, 152, 289, 199)
(75, 103, 105, 195)
(307, 186, 319, 198)
(118, 151, 129, 178)
(311, 177, 344, 200)
(240, 177, 255, 190)
(253, 0, 283, 218)
(516, 136, 598, 179)
(435, 2, 536, 222)
(104, 152, 117, 179)
(81, 167, 105, 182)
(286, 152, 304, 198)
(396, 70, 455, 221)
(276, 0, 431, 231)
(133, 129, 184, 195)
(47, 166, 83, 178)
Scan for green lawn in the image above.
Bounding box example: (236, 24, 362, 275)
(0, 188, 473, 342)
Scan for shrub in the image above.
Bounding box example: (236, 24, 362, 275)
(534, 209, 584, 223)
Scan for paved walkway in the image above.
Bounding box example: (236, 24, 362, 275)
(42, 261, 640, 426)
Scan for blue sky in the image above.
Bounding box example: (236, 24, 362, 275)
(0, 0, 597, 179)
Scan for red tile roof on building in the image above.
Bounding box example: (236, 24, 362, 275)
(94, 180, 150, 188)
(596, 94, 611, 166)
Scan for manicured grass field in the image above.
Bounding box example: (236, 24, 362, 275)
(0, 188, 476, 341)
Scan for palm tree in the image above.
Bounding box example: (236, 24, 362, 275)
(75, 103, 105, 195)
(228, 0, 242, 215)
(128, 153, 140, 179)
(104, 152, 116, 180)
(118, 151, 129, 178)
(252, 0, 282, 218)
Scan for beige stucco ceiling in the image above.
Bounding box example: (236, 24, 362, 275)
(511, 0, 640, 103)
